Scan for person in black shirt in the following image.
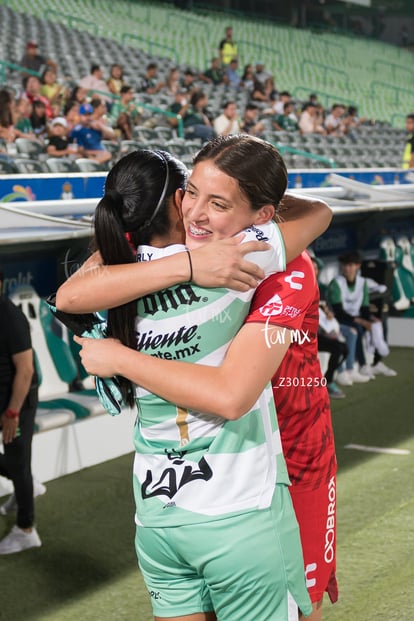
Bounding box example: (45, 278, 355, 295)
(0, 269, 43, 554)
(47, 116, 78, 158)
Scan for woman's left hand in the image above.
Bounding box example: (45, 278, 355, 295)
(74, 336, 124, 377)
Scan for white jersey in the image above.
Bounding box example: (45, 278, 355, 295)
(335, 274, 365, 316)
(133, 221, 290, 527)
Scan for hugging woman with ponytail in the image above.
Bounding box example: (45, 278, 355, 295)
(58, 136, 332, 621)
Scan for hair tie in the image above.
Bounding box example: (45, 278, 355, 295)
(140, 151, 170, 229)
(105, 188, 124, 206)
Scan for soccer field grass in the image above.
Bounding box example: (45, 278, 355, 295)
(1, 347, 413, 621)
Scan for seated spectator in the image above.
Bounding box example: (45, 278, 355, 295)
(63, 100, 80, 133)
(22, 75, 53, 119)
(241, 64, 255, 91)
(182, 91, 215, 142)
(253, 62, 276, 100)
(140, 62, 165, 95)
(19, 41, 57, 77)
(240, 103, 265, 137)
(310, 254, 348, 399)
(79, 64, 112, 105)
(69, 85, 88, 108)
(180, 68, 198, 95)
(272, 101, 298, 132)
(202, 58, 228, 86)
(299, 102, 326, 135)
(163, 67, 182, 96)
(0, 90, 20, 143)
(167, 90, 190, 131)
(30, 100, 48, 141)
(324, 104, 346, 136)
(254, 61, 272, 85)
(213, 100, 240, 136)
(40, 67, 68, 115)
(364, 277, 397, 376)
(225, 59, 241, 89)
(109, 85, 141, 140)
(250, 79, 272, 105)
(272, 91, 293, 116)
(343, 105, 366, 137)
(14, 96, 36, 139)
(107, 63, 125, 96)
(46, 117, 78, 158)
(90, 98, 117, 139)
(327, 251, 395, 384)
(69, 102, 113, 165)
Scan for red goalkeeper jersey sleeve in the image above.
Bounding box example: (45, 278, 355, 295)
(246, 251, 337, 490)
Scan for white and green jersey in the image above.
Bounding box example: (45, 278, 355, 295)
(133, 221, 290, 527)
(330, 274, 368, 316)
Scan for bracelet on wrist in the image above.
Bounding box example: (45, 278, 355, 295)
(5, 408, 19, 419)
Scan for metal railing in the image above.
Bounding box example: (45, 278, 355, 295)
(0, 60, 40, 85)
(238, 40, 283, 69)
(293, 86, 357, 110)
(301, 61, 350, 91)
(369, 81, 414, 107)
(372, 59, 414, 83)
(86, 89, 184, 138)
(120, 33, 179, 65)
(273, 143, 337, 168)
(46, 10, 99, 36)
(165, 11, 210, 38)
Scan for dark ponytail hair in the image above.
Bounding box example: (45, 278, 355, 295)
(193, 134, 287, 213)
(94, 149, 188, 406)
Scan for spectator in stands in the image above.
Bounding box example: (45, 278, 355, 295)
(69, 102, 113, 165)
(167, 89, 190, 131)
(109, 85, 141, 140)
(226, 58, 241, 89)
(213, 100, 241, 136)
(22, 75, 53, 119)
(19, 41, 57, 78)
(272, 91, 293, 116)
(63, 100, 81, 133)
(0, 89, 28, 143)
(202, 57, 228, 86)
(299, 102, 326, 135)
(79, 64, 112, 104)
(14, 96, 36, 139)
(46, 116, 78, 158)
(182, 90, 216, 142)
(29, 100, 48, 141)
(69, 85, 88, 107)
(250, 79, 273, 106)
(343, 105, 366, 138)
(402, 113, 414, 169)
(218, 25, 237, 66)
(91, 97, 117, 141)
(254, 62, 276, 100)
(241, 64, 255, 91)
(324, 104, 346, 136)
(180, 68, 197, 95)
(240, 103, 265, 137)
(0, 267, 44, 555)
(272, 101, 299, 132)
(254, 61, 271, 85)
(107, 63, 125, 96)
(163, 67, 181, 96)
(40, 67, 68, 115)
(140, 62, 165, 96)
